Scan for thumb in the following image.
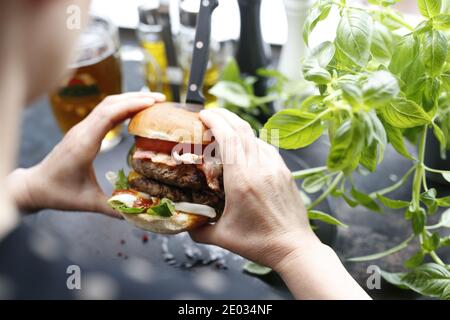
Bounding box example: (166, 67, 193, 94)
(189, 224, 220, 245)
(94, 192, 123, 219)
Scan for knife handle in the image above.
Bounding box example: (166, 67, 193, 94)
(186, 0, 219, 105)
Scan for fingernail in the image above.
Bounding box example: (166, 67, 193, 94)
(153, 93, 166, 101)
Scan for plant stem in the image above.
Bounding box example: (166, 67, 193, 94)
(308, 172, 344, 210)
(411, 127, 427, 209)
(369, 165, 416, 197)
(423, 165, 450, 174)
(429, 251, 445, 266)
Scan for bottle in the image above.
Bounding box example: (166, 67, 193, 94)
(236, 0, 273, 119)
(278, 0, 311, 81)
(137, 2, 175, 101)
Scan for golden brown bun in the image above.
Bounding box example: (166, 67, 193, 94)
(128, 102, 212, 145)
(120, 210, 209, 234)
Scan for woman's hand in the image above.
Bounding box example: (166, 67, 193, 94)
(190, 109, 370, 300)
(7, 92, 165, 217)
(190, 108, 322, 269)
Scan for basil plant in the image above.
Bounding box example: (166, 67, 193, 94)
(211, 0, 450, 299)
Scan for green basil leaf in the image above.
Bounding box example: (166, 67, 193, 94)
(404, 251, 425, 269)
(383, 121, 414, 160)
(360, 143, 378, 172)
(433, 13, 450, 29)
(220, 58, 241, 82)
(109, 200, 145, 214)
(243, 262, 272, 276)
(348, 234, 414, 262)
(437, 196, 450, 207)
(210, 81, 252, 108)
(376, 194, 410, 209)
(115, 169, 129, 190)
(351, 187, 382, 212)
(412, 208, 427, 234)
(381, 270, 410, 290)
(422, 30, 448, 77)
(303, 41, 336, 70)
(147, 198, 175, 217)
(342, 193, 359, 207)
(443, 172, 450, 183)
(327, 120, 365, 172)
(381, 99, 431, 128)
(362, 71, 400, 107)
(302, 173, 329, 193)
(420, 188, 438, 214)
(389, 35, 418, 76)
(308, 210, 348, 228)
(303, 1, 332, 45)
(393, 263, 450, 300)
(440, 236, 450, 247)
(304, 67, 332, 84)
(422, 232, 441, 252)
(370, 22, 393, 64)
(418, 0, 441, 18)
(263, 109, 324, 149)
(335, 9, 373, 68)
(432, 122, 447, 159)
(432, 208, 450, 228)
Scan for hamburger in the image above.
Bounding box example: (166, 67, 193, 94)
(108, 103, 224, 234)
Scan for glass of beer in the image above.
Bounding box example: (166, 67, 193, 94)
(49, 15, 123, 152)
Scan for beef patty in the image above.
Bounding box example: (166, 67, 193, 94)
(129, 174, 225, 213)
(132, 158, 208, 191)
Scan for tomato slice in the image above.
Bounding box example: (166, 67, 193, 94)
(135, 136, 205, 155)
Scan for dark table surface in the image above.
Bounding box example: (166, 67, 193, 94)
(1, 30, 449, 300)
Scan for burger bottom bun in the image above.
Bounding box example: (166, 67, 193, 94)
(120, 210, 209, 234)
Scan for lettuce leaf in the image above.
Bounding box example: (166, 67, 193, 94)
(115, 169, 129, 190)
(109, 200, 145, 214)
(147, 198, 175, 217)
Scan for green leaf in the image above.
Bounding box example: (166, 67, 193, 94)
(383, 122, 414, 159)
(433, 122, 448, 159)
(327, 120, 365, 172)
(387, 263, 450, 300)
(404, 251, 425, 269)
(380, 270, 410, 289)
(210, 81, 252, 108)
(418, 0, 441, 18)
(376, 194, 410, 209)
(351, 187, 382, 212)
(370, 22, 393, 64)
(422, 30, 448, 77)
(440, 236, 450, 247)
(147, 198, 175, 217)
(343, 193, 359, 207)
(363, 71, 400, 107)
(304, 67, 332, 84)
(243, 262, 272, 276)
(412, 208, 427, 234)
(360, 143, 378, 172)
(220, 58, 241, 82)
(302, 173, 329, 193)
(263, 109, 324, 149)
(308, 210, 348, 228)
(420, 188, 438, 214)
(422, 232, 441, 251)
(347, 234, 414, 262)
(303, 1, 332, 45)
(443, 173, 450, 183)
(115, 169, 129, 190)
(433, 13, 450, 29)
(108, 200, 145, 214)
(335, 9, 373, 68)
(381, 99, 432, 128)
(389, 35, 418, 76)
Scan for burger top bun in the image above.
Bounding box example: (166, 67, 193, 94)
(128, 102, 212, 145)
(120, 210, 209, 234)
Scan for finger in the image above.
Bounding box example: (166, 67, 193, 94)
(189, 224, 220, 245)
(102, 92, 166, 104)
(199, 110, 246, 166)
(211, 109, 257, 156)
(93, 193, 123, 219)
(84, 96, 157, 147)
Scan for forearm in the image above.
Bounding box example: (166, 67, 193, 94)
(274, 241, 371, 300)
